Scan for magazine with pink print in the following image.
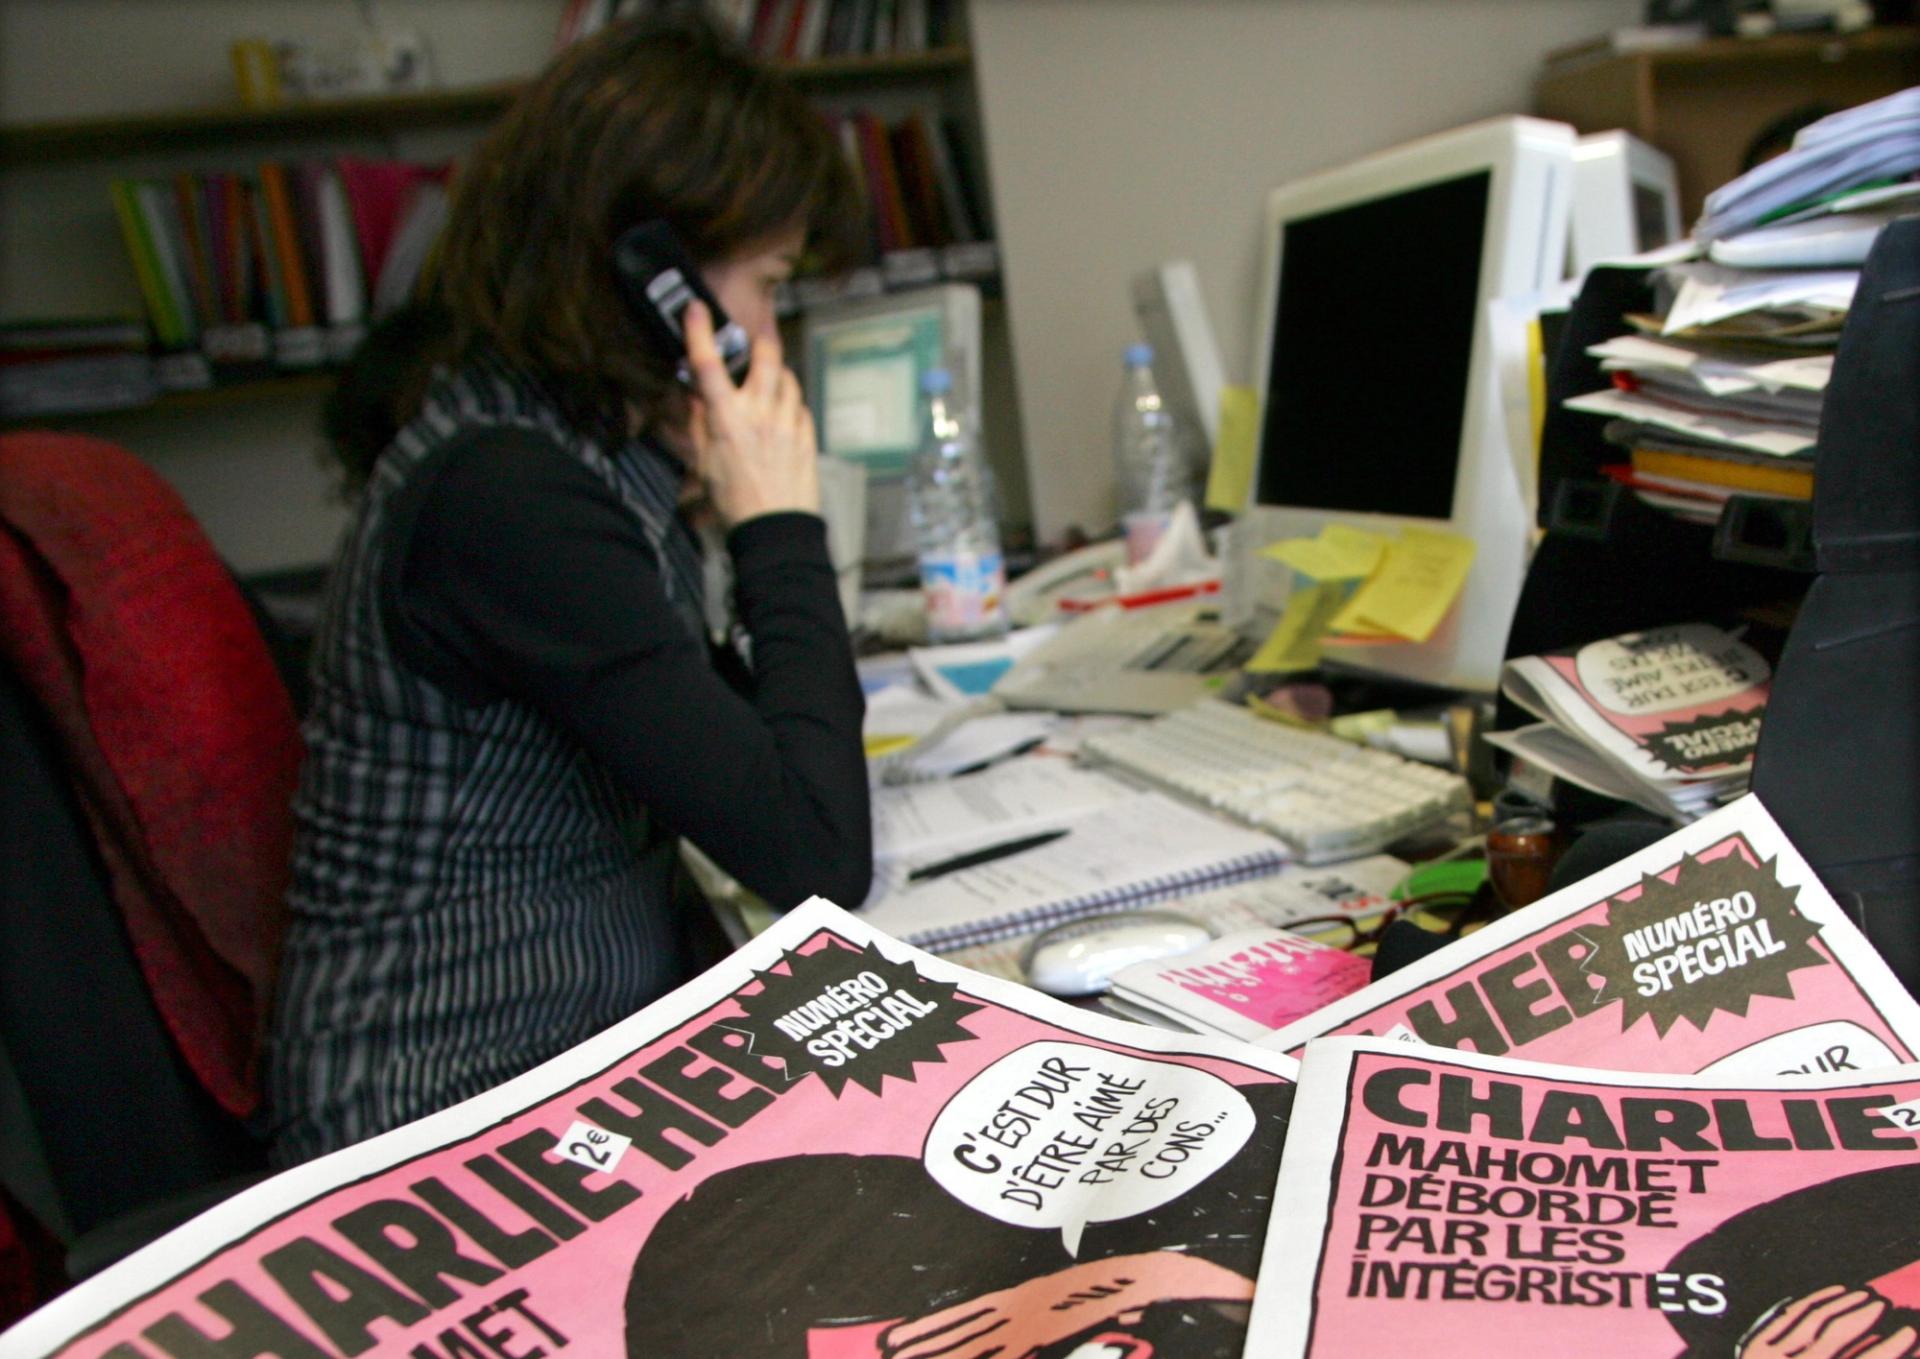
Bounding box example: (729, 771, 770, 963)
(0, 900, 1295, 1359)
(1249, 1036, 1920, 1358)
(1257, 796, 1920, 1081)
(1110, 929, 1375, 1042)
(1501, 622, 1769, 797)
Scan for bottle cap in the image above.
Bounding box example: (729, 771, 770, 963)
(1124, 343, 1154, 367)
(920, 367, 953, 395)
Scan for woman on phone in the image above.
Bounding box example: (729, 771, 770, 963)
(266, 10, 871, 1167)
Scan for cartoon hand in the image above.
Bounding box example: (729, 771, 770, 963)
(880, 1252, 1249, 1359)
(683, 298, 819, 528)
(1739, 1286, 1920, 1359)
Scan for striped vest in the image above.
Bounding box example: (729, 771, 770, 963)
(266, 357, 708, 1166)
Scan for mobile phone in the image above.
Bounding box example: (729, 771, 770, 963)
(611, 219, 752, 387)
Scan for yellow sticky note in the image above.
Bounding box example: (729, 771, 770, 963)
(1245, 582, 1343, 673)
(1260, 523, 1388, 581)
(1330, 528, 1476, 643)
(1203, 385, 1259, 512)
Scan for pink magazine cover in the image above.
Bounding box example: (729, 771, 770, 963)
(1502, 622, 1770, 783)
(1112, 930, 1375, 1043)
(1258, 796, 1920, 1081)
(0, 901, 1294, 1359)
(1250, 1036, 1920, 1358)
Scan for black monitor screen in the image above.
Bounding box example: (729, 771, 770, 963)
(1256, 169, 1490, 520)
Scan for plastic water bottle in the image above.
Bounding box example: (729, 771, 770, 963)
(1112, 342, 1191, 564)
(909, 368, 1007, 642)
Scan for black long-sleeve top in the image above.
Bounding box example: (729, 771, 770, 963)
(383, 427, 871, 909)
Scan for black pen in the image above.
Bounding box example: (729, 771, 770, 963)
(906, 829, 1070, 883)
(947, 736, 1048, 778)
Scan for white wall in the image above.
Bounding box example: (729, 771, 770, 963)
(970, 0, 1639, 541)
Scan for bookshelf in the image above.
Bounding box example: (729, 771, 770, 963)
(0, 5, 1021, 553)
(0, 49, 974, 166)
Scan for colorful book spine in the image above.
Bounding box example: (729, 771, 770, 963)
(256, 161, 318, 329)
(133, 180, 199, 347)
(108, 179, 185, 349)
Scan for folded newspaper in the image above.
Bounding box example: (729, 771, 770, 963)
(1495, 622, 1770, 820)
(8, 797, 1918, 1359)
(0, 900, 1296, 1359)
(1249, 1036, 1920, 1357)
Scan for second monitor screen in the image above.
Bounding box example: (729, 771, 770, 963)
(1256, 169, 1490, 521)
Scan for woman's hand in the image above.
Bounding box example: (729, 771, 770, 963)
(1739, 1286, 1920, 1359)
(682, 299, 819, 529)
(880, 1252, 1252, 1359)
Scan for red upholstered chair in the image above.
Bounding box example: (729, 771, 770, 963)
(0, 431, 303, 1321)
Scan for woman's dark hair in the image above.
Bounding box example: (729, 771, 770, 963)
(320, 300, 453, 496)
(326, 6, 861, 490)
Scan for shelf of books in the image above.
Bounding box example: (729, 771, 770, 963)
(0, 49, 971, 167)
(1, 74, 995, 424)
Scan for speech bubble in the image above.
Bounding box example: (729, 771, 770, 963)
(1696, 1021, 1899, 1079)
(922, 1041, 1253, 1256)
(1574, 624, 1769, 717)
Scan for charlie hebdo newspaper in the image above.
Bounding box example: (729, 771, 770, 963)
(1249, 1035, 1920, 1358)
(1259, 796, 1920, 1082)
(0, 901, 1295, 1359)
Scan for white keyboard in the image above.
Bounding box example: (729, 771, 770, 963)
(1082, 701, 1470, 863)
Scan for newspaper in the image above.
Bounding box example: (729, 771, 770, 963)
(1257, 796, 1920, 1080)
(1249, 1035, 1920, 1357)
(1501, 623, 1770, 812)
(0, 900, 1295, 1359)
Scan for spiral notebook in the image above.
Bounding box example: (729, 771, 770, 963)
(859, 789, 1290, 953)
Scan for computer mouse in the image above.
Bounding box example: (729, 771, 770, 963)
(1023, 913, 1213, 997)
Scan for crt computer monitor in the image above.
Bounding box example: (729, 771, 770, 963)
(1569, 130, 1682, 277)
(802, 284, 982, 573)
(1224, 115, 1577, 692)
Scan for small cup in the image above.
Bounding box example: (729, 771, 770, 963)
(1486, 814, 1560, 914)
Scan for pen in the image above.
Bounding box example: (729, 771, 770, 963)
(906, 829, 1070, 884)
(947, 736, 1048, 778)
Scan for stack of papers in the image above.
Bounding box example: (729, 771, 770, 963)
(1488, 622, 1769, 821)
(1565, 90, 1919, 521)
(1695, 86, 1920, 244)
(1567, 263, 1844, 520)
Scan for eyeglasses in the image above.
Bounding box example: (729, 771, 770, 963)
(1285, 890, 1487, 954)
